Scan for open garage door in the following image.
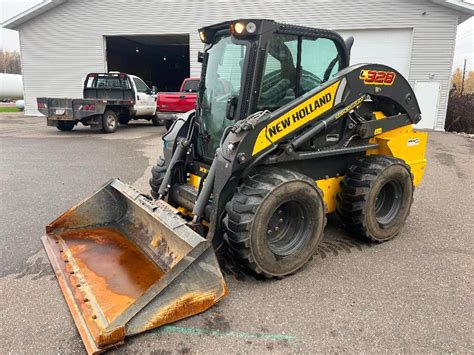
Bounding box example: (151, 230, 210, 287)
(106, 35, 190, 92)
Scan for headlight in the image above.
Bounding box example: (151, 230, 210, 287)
(234, 22, 245, 34)
(246, 22, 256, 33)
(199, 30, 206, 42)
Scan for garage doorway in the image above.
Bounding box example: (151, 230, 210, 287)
(106, 35, 190, 92)
(336, 28, 413, 77)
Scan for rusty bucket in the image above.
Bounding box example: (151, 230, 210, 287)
(42, 179, 227, 354)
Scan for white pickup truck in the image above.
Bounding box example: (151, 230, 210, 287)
(37, 72, 162, 133)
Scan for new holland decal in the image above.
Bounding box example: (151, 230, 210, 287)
(359, 69, 396, 86)
(252, 80, 341, 156)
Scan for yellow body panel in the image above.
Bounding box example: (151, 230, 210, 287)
(181, 177, 209, 227)
(252, 80, 341, 156)
(373, 111, 386, 120)
(315, 176, 344, 213)
(188, 173, 201, 189)
(367, 125, 428, 186)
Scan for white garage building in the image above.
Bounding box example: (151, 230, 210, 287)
(3, 0, 473, 130)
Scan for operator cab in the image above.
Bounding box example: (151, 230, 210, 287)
(196, 19, 350, 160)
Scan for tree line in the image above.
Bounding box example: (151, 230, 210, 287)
(0, 51, 21, 74)
(451, 67, 474, 94)
(446, 67, 474, 134)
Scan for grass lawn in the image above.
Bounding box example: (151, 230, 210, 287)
(0, 107, 21, 113)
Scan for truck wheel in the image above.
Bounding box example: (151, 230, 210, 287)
(224, 168, 326, 278)
(56, 121, 75, 131)
(149, 157, 166, 199)
(118, 114, 130, 125)
(152, 115, 164, 126)
(336, 155, 414, 242)
(165, 120, 173, 130)
(102, 110, 118, 133)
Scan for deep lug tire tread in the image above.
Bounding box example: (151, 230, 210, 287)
(336, 155, 414, 243)
(149, 157, 166, 199)
(223, 167, 327, 278)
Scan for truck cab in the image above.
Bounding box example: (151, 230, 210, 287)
(127, 74, 156, 116)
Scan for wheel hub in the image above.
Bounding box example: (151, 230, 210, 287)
(375, 180, 403, 226)
(106, 115, 116, 129)
(266, 201, 311, 257)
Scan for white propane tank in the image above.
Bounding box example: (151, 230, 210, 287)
(16, 100, 25, 111)
(0, 74, 23, 100)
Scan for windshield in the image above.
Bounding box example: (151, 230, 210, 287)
(198, 35, 248, 159)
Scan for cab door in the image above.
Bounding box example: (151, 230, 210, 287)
(131, 76, 155, 116)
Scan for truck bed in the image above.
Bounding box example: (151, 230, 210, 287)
(37, 97, 134, 121)
(156, 92, 197, 114)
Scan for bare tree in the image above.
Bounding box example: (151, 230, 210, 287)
(0, 50, 22, 74)
(452, 67, 474, 94)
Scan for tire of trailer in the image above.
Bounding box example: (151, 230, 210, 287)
(149, 157, 166, 199)
(336, 155, 414, 243)
(56, 121, 75, 132)
(224, 167, 326, 278)
(102, 110, 118, 133)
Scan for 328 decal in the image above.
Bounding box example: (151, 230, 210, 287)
(359, 70, 396, 86)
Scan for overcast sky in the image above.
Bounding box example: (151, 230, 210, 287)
(1, 0, 473, 71)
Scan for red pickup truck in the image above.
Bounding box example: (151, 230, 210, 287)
(156, 78, 199, 129)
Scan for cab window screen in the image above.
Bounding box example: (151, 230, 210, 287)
(257, 34, 298, 110)
(300, 38, 340, 94)
(258, 34, 342, 111)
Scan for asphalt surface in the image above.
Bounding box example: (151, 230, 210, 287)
(1, 113, 473, 354)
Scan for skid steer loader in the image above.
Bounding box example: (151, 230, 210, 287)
(43, 19, 427, 353)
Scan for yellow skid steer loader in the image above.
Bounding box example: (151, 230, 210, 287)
(42, 19, 427, 353)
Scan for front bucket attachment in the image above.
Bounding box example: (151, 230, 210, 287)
(42, 179, 227, 354)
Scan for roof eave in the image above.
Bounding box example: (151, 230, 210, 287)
(430, 0, 474, 15)
(1, 0, 67, 30)
(1, 0, 472, 31)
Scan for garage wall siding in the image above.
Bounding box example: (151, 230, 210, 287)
(17, 0, 460, 129)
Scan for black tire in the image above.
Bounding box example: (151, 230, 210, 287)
(336, 155, 414, 243)
(118, 114, 130, 125)
(224, 168, 326, 278)
(101, 110, 118, 133)
(165, 120, 173, 130)
(56, 121, 75, 131)
(149, 157, 166, 199)
(152, 115, 164, 126)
